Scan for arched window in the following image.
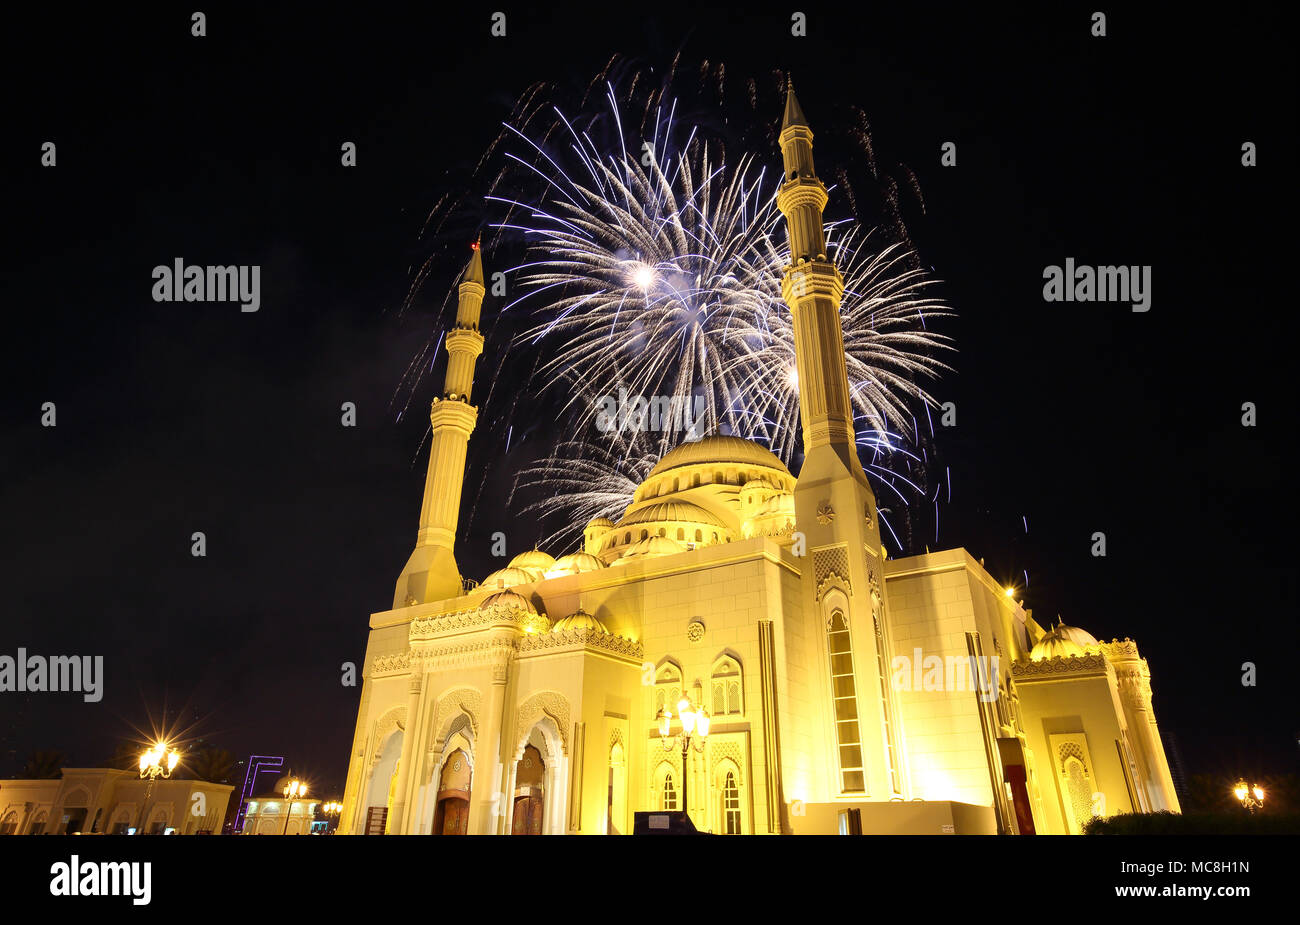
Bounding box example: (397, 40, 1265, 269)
(673, 478, 680, 492)
(624, 532, 631, 544)
(662, 773, 678, 811)
(723, 771, 741, 834)
(739, 471, 748, 484)
(677, 528, 685, 541)
(828, 610, 865, 793)
(640, 529, 649, 541)
(657, 527, 666, 538)
(714, 470, 724, 484)
(694, 529, 703, 543)
(711, 532, 719, 543)
(654, 662, 682, 715)
(711, 655, 743, 715)
(692, 474, 701, 488)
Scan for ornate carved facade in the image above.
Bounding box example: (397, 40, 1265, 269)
(338, 88, 1180, 836)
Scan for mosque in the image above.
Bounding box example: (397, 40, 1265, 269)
(336, 87, 1181, 835)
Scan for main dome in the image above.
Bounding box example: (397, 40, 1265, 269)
(647, 435, 790, 479)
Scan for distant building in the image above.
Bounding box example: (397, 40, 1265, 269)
(240, 776, 318, 835)
(0, 768, 233, 834)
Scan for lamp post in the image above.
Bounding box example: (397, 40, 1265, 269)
(280, 779, 307, 835)
(1233, 779, 1265, 814)
(137, 742, 180, 835)
(656, 695, 710, 824)
(320, 801, 342, 835)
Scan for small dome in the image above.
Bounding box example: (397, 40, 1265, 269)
(1030, 621, 1100, 661)
(551, 609, 608, 634)
(742, 476, 783, 492)
(586, 516, 615, 529)
(268, 775, 309, 797)
(611, 534, 687, 565)
(481, 566, 535, 590)
(481, 588, 537, 614)
(509, 550, 556, 580)
(546, 552, 607, 578)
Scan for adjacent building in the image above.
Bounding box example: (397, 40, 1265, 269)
(0, 768, 232, 835)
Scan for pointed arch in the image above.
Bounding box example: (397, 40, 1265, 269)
(710, 651, 744, 716)
(654, 760, 679, 811)
(654, 659, 683, 716)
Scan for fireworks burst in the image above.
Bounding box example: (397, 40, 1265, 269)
(404, 60, 956, 552)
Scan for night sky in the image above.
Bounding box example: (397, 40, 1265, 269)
(2, 5, 1294, 799)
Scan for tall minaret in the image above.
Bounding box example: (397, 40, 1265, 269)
(393, 242, 486, 609)
(777, 84, 867, 484)
(779, 83, 907, 802)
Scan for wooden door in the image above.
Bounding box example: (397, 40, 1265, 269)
(511, 792, 543, 834)
(435, 797, 470, 835)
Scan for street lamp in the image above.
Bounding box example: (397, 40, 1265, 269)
(319, 801, 342, 835)
(656, 694, 710, 823)
(1233, 779, 1265, 813)
(136, 742, 180, 834)
(280, 779, 308, 835)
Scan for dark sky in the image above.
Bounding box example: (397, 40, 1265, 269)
(2, 5, 1294, 798)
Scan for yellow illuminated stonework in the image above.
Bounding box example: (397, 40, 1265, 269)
(339, 88, 1180, 835)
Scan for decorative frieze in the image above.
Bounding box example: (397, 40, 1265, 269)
(370, 651, 411, 675)
(1011, 653, 1108, 677)
(410, 603, 550, 640)
(517, 628, 643, 660)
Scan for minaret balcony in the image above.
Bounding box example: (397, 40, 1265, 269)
(776, 178, 828, 216)
(781, 260, 844, 304)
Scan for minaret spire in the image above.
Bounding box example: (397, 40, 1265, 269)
(783, 79, 808, 130)
(393, 241, 487, 608)
(776, 82, 863, 478)
(780, 87, 906, 802)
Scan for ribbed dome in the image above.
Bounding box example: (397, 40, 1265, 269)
(551, 609, 609, 634)
(611, 535, 687, 565)
(509, 550, 556, 574)
(586, 516, 615, 529)
(546, 552, 607, 578)
(1030, 622, 1100, 661)
(741, 476, 783, 492)
(648, 435, 790, 478)
(481, 588, 537, 614)
(481, 566, 535, 590)
(619, 500, 727, 529)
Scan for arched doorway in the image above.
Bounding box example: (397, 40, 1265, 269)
(432, 748, 472, 835)
(511, 745, 545, 835)
(721, 769, 741, 834)
(364, 730, 402, 835)
(607, 741, 627, 835)
(506, 715, 567, 835)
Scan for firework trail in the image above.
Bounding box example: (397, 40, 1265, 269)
(401, 58, 955, 552)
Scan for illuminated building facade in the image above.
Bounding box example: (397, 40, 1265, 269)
(338, 88, 1180, 835)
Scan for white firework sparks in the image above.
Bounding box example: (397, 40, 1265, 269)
(492, 85, 953, 470)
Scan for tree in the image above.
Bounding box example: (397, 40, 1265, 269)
(104, 742, 141, 771)
(22, 750, 65, 779)
(186, 747, 236, 783)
